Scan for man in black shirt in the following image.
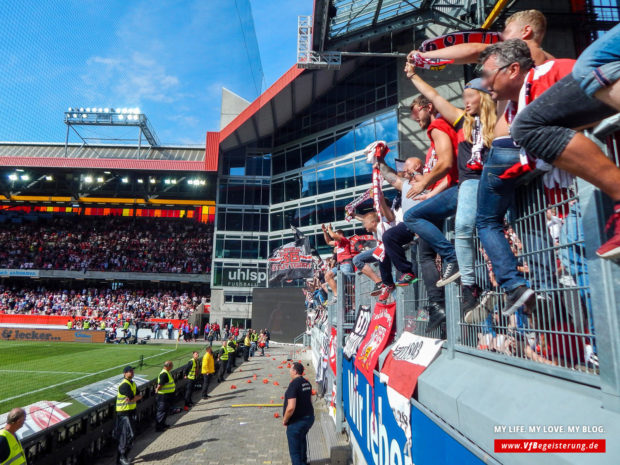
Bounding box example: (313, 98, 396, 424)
(282, 362, 314, 465)
(183, 351, 200, 410)
(155, 360, 175, 432)
(114, 366, 142, 465)
(0, 408, 26, 465)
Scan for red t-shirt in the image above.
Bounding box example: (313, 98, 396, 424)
(335, 237, 352, 263)
(423, 117, 460, 190)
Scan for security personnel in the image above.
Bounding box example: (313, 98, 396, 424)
(226, 337, 237, 373)
(0, 408, 26, 465)
(83, 320, 90, 330)
(66, 320, 73, 330)
(243, 332, 251, 361)
(183, 351, 200, 410)
(122, 320, 130, 337)
(250, 330, 258, 357)
(155, 360, 175, 432)
(115, 366, 142, 465)
(217, 343, 228, 382)
(100, 320, 106, 331)
(201, 347, 215, 398)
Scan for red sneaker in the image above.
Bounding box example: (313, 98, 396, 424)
(378, 284, 395, 301)
(597, 211, 620, 260)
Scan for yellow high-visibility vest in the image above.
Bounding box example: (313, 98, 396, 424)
(0, 429, 26, 465)
(188, 359, 197, 380)
(116, 379, 137, 412)
(157, 369, 175, 394)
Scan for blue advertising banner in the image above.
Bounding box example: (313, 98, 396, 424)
(342, 355, 485, 465)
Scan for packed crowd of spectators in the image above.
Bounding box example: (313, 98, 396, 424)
(0, 216, 213, 274)
(305, 11, 620, 371)
(0, 285, 208, 322)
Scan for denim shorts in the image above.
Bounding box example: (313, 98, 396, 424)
(572, 23, 620, 97)
(332, 262, 353, 274)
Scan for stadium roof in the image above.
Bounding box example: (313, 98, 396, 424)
(213, 60, 359, 154)
(312, 0, 480, 51)
(0, 142, 209, 172)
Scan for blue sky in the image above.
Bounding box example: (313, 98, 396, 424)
(0, 0, 312, 146)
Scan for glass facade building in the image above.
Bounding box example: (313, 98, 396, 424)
(211, 58, 399, 320)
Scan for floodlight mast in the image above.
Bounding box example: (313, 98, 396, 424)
(63, 107, 160, 159)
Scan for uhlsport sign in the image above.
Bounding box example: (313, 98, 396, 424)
(222, 267, 267, 288)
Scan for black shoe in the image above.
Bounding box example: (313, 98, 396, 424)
(425, 303, 446, 335)
(369, 282, 383, 296)
(436, 262, 461, 287)
(119, 455, 131, 465)
(503, 286, 535, 316)
(460, 285, 480, 313)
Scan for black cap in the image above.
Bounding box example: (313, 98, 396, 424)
(123, 365, 134, 373)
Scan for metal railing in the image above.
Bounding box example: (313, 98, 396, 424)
(309, 128, 620, 416)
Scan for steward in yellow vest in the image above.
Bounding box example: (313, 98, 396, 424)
(155, 361, 174, 432)
(0, 408, 26, 465)
(114, 366, 142, 465)
(183, 351, 200, 410)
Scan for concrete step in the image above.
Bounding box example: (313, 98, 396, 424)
(308, 407, 351, 465)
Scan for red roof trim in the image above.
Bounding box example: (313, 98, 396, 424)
(219, 64, 304, 143)
(0, 157, 206, 172)
(205, 132, 220, 172)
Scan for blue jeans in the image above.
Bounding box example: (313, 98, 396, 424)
(455, 179, 479, 286)
(286, 415, 314, 465)
(573, 22, 620, 97)
(352, 248, 377, 269)
(475, 146, 527, 292)
(403, 186, 458, 263)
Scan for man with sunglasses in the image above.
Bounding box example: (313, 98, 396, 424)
(475, 39, 576, 314)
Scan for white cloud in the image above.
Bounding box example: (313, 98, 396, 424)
(81, 51, 181, 105)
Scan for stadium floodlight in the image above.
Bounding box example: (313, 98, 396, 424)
(82, 114, 87, 118)
(137, 178, 144, 184)
(135, 108, 141, 114)
(104, 171, 111, 174)
(200, 180, 206, 186)
(68, 107, 72, 112)
(149, 178, 156, 184)
(86, 108, 91, 112)
(84, 176, 93, 183)
(79, 108, 84, 112)
(20, 174, 30, 181)
(171, 179, 177, 184)
(118, 114, 124, 120)
(104, 108, 109, 113)
(72, 113, 77, 118)
(187, 179, 194, 185)
(8, 174, 17, 181)
(121, 177, 129, 183)
(122, 108, 127, 114)
(97, 177, 104, 183)
(45, 176, 53, 181)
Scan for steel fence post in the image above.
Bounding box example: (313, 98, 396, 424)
(336, 270, 345, 431)
(577, 176, 620, 412)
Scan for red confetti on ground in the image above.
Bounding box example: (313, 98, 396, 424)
(274, 413, 280, 418)
(277, 366, 283, 369)
(231, 385, 237, 389)
(268, 374, 272, 377)
(253, 374, 257, 379)
(287, 364, 291, 368)
(311, 389, 317, 395)
(272, 358, 276, 360)
(263, 379, 269, 384)
(247, 380, 252, 383)
(280, 396, 284, 399)
(298, 360, 302, 363)
(273, 381, 280, 386)
(281, 360, 287, 364)
(270, 400, 274, 404)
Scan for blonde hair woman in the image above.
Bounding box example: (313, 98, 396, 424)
(404, 62, 496, 322)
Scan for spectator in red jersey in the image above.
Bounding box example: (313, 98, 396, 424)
(474, 39, 575, 315)
(321, 224, 354, 304)
(380, 94, 459, 331)
(511, 23, 620, 260)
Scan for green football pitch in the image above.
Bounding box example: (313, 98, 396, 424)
(0, 340, 221, 416)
